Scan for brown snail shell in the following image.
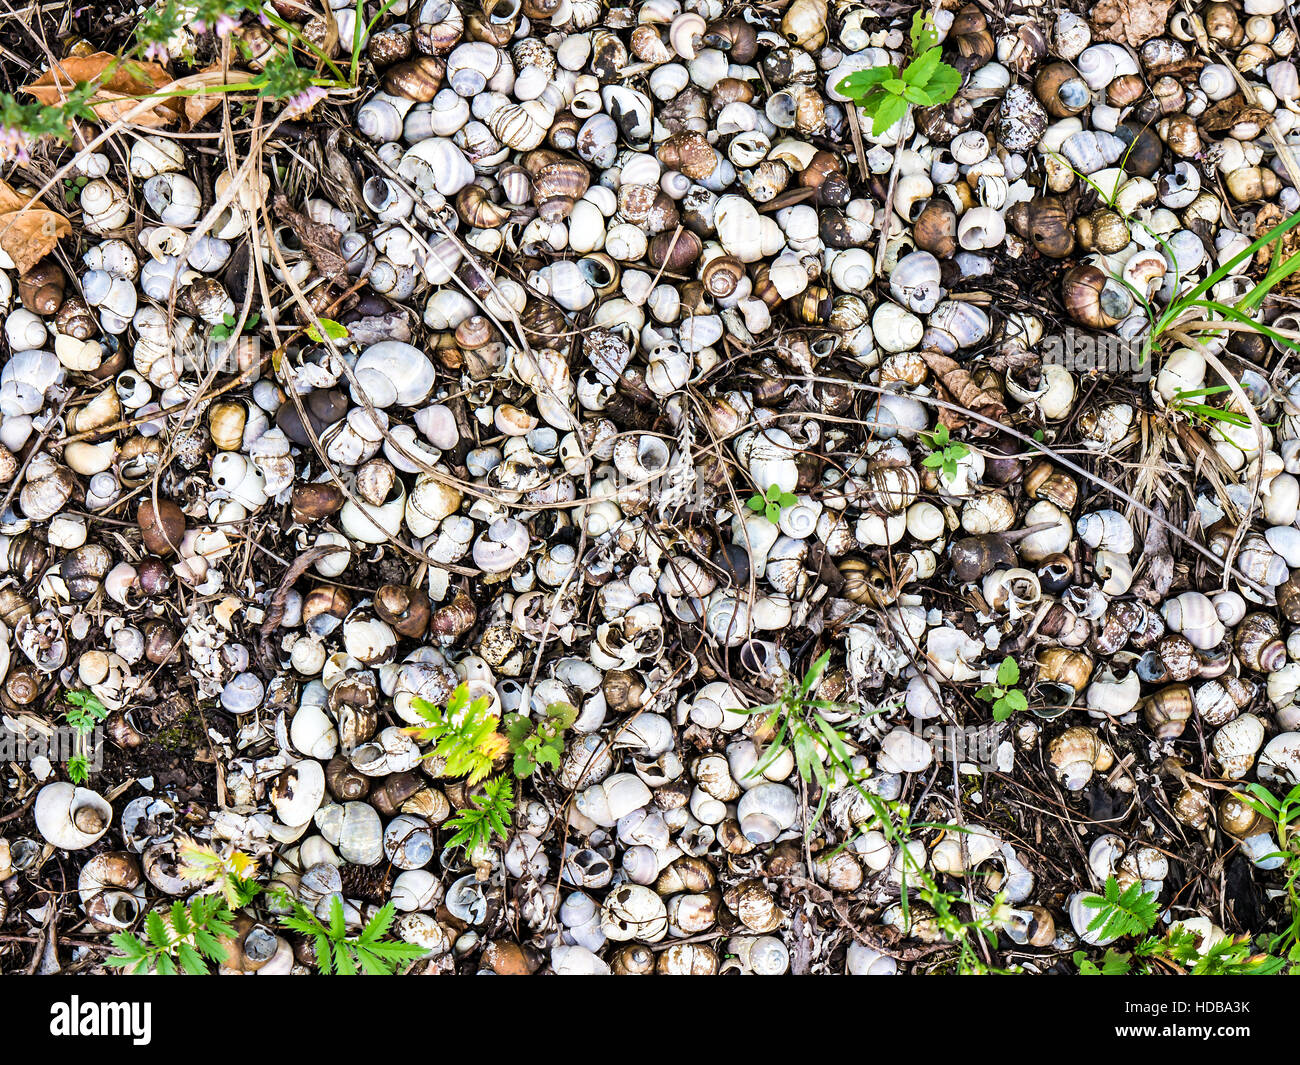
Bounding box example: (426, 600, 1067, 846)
(795, 286, 832, 324)
(1023, 905, 1056, 948)
(1106, 73, 1146, 108)
(429, 589, 476, 644)
(955, 28, 995, 67)
(1157, 114, 1200, 157)
(1277, 572, 1300, 623)
(325, 755, 371, 802)
(532, 159, 590, 222)
(1119, 123, 1163, 177)
(1219, 791, 1265, 838)
(1152, 633, 1199, 682)
(611, 943, 656, 975)
(369, 770, 427, 817)
(1062, 264, 1121, 329)
(657, 131, 716, 181)
(54, 295, 97, 340)
(1142, 684, 1193, 739)
(1023, 461, 1077, 510)
(4, 666, 41, 707)
(292, 482, 345, 522)
(374, 584, 431, 639)
(143, 619, 180, 662)
(700, 255, 746, 299)
(1173, 786, 1212, 830)
(1074, 208, 1129, 255)
(303, 585, 353, 630)
(1034, 61, 1089, 118)
(648, 229, 702, 272)
(136, 499, 186, 556)
(949, 532, 1018, 583)
(1235, 611, 1285, 673)
(705, 17, 758, 62)
(455, 185, 510, 228)
(1226, 166, 1283, 203)
(19, 260, 66, 315)
(207, 400, 247, 451)
(1204, 1, 1243, 46)
(709, 77, 756, 108)
(1023, 197, 1074, 258)
(913, 199, 958, 258)
(799, 151, 850, 207)
(367, 24, 413, 67)
(1037, 646, 1094, 692)
(384, 56, 446, 101)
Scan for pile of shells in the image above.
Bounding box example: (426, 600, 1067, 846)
(7, 0, 1300, 975)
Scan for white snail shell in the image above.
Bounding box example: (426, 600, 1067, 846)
(35, 783, 112, 851)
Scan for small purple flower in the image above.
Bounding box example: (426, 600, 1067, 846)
(0, 125, 30, 164)
(283, 85, 327, 119)
(144, 41, 170, 62)
(214, 13, 239, 36)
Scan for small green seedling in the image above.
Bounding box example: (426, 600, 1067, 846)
(747, 483, 798, 525)
(835, 12, 962, 135)
(444, 776, 515, 855)
(976, 656, 1027, 722)
(407, 681, 508, 786)
(1072, 875, 1283, 975)
(277, 893, 429, 975)
(503, 702, 578, 778)
(919, 423, 970, 482)
(211, 311, 261, 341)
(64, 689, 109, 732)
(736, 650, 861, 835)
(107, 896, 239, 975)
(177, 837, 262, 908)
(64, 690, 110, 784)
(62, 175, 89, 206)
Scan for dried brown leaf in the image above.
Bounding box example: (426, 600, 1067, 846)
(260, 546, 336, 635)
(21, 53, 181, 128)
(919, 351, 1006, 436)
(1198, 95, 1272, 133)
(1091, 0, 1174, 47)
(0, 179, 72, 275)
(271, 192, 348, 287)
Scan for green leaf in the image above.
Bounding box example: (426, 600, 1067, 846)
(883, 77, 906, 95)
(145, 910, 171, 950)
(67, 755, 89, 785)
(1076, 947, 1133, 975)
(836, 66, 896, 99)
(903, 48, 943, 88)
(910, 10, 938, 51)
(868, 91, 908, 136)
(177, 943, 208, 975)
(996, 656, 1020, 687)
(904, 83, 936, 105)
(921, 61, 962, 105)
(306, 317, 350, 343)
(922, 453, 944, 468)
(746, 494, 766, 513)
(1003, 689, 1028, 712)
(801, 650, 833, 696)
